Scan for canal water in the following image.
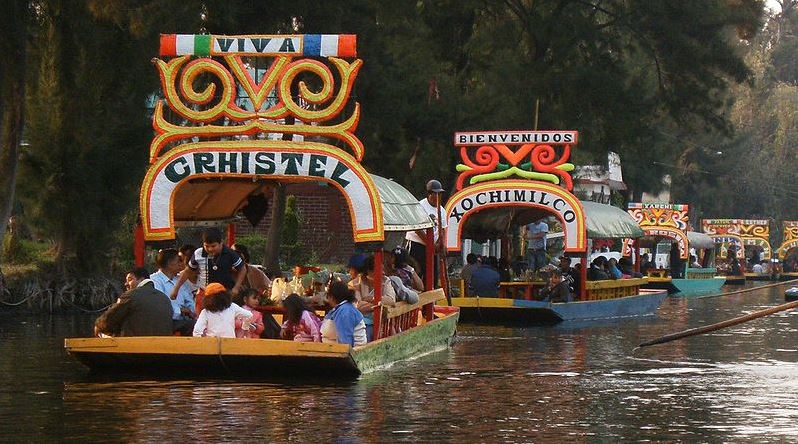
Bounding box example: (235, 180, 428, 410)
(2, 283, 797, 442)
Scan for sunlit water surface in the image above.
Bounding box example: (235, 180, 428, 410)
(2, 283, 797, 442)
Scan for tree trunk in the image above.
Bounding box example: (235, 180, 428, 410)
(0, 1, 28, 287)
(263, 184, 286, 275)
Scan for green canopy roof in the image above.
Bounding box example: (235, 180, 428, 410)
(581, 200, 644, 239)
(371, 174, 433, 232)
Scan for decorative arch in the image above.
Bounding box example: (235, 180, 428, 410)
(444, 180, 586, 253)
(140, 140, 383, 242)
(642, 227, 689, 260)
(709, 234, 745, 260)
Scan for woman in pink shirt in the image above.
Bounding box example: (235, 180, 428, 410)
(280, 293, 322, 342)
(235, 289, 265, 339)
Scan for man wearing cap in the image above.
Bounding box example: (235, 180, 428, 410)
(405, 179, 447, 284)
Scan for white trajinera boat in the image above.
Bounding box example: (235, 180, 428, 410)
(65, 33, 458, 378)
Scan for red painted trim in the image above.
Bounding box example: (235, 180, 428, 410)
(160, 34, 176, 57)
(227, 223, 236, 246)
(134, 223, 145, 267)
(338, 35, 357, 57)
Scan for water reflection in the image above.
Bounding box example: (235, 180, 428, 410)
(3, 284, 798, 441)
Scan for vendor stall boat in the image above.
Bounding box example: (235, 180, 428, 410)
(629, 204, 724, 297)
(65, 33, 458, 378)
(442, 130, 667, 324)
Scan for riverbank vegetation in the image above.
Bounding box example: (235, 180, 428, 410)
(4, 0, 797, 309)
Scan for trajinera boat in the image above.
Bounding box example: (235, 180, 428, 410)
(65, 33, 458, 378)
(628, 203, 724, 297)
(701, 219, 747, 285)
(443, 130, 667, 323)
(777, 221, 798, 281)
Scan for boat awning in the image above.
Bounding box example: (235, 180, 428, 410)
(370, 174, 433, 232)
(170, 174, 432, 234)
(581, 200, 644, 239)
(687, 231, 715, 250)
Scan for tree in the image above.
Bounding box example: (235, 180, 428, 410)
(0, 1, 30, 289)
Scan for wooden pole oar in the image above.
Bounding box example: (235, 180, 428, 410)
(637, 281, 798, 349)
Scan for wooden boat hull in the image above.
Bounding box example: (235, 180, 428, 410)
(745, 272, 774, 281)
(670, 277, 726, 297)
(65, 310, 459, 378)
(780, 272, 798, 281)
(451, 290, 667, 324)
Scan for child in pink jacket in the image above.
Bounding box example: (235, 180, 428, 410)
(280, 293, 322, 342)
(235, 289, 265, 339)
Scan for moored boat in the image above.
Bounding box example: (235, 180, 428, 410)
(65, 33, 458, 377)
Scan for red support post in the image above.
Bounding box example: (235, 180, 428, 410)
(134, 223, 145, 268)
(373, 249, 384, 340)
(580, 255, 587, 301)
(227, 222, 236, 246)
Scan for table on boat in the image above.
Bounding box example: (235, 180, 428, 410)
(498, 281, 547, 300)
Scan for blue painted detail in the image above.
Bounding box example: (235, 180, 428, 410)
(304, 34, 322, 56)
(670, 278, 725, 298)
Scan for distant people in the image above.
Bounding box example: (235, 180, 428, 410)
(460, 253, 478, 291)
(618, 257, 641, 278)
(392, 247, 424, 291)
(587, 258, 610, 281)
(173, 228, 246, 310)
(94, 267, 174, 337)
(150, 248, 196, 336)
(498, 257, 512, 282)
(752, 261, 764, 274)
(559, 256, 580, 296)
(538, 270, 572, 303)
(607, 258, 623, 280)
(690, 255, 702, 268)
(192, 283, 254, 338)
(351, 256, 396, 341)
(280, 293, 322, 342)
(730, 256, 742, 275)
(322, 281, 367, 347)
(525, 217, 549, 271)
(469, 256, 500, 297)
(405, 179, 447, 284)
(670, 245, 683, 278)
(640, 253, 654, 276)
(234, 289, 265, 339)
(231, 243, 272, 296)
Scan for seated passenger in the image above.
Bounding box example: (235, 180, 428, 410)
(350, 256, 396, 341)
(94, 268, 174, 337)
(346, 254, 366, 289)
(752, 262, 764, 273)
(538, 270, 572, 303)
(322, 281, 367, 346)
(193, 283, 253, 338)
(460, 253, 479, 292)
(469, 257, 500, 297)
(607, 258, 623, 279)
(587, 258, 610, 281)
(234, 289, 265, 339)
(280, 293, 322, 342)
(559, 256, 581, 296)
(617, 257, 641, 278)
(639, 254, 654, 275)
(392, 247, 424, 291)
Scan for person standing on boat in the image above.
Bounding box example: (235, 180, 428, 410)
(94, 267, 174, 337)
(405, 179, 447, 284)
(150, 248, 195, 336)
(171, 228, 247, 312)
(525, 217, 549, 271)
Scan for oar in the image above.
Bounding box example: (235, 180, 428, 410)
(638, 284, 798, 349)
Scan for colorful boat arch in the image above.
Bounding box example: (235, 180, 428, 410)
(627, 203, 690, 259)
(140, 141, 382, 242)
(140, 34, 385, 243)
(702, 218, 771, 260)
(444, 180, 586, 253)
(778, 221, 798, 259)
(707, 234, 745, 260)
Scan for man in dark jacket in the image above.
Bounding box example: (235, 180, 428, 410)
(95, 267, 174, 337)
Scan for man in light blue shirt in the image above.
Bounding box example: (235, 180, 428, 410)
(525, 218, 549, 271)
(150, 248, 195, 335)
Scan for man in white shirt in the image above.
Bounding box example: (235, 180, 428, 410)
(406, 179, 447, 284)
(525, 217, 549, 271)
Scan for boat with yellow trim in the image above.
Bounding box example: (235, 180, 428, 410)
(701, 219, 747, 285)
(442, 130, 666, 323)
(629, 204, 724, 297)
(65, 33, 458, 377)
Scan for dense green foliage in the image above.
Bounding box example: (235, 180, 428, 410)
(1, 0, 782, 278)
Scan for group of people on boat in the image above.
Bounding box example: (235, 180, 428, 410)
(93, 226, 433, 347)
